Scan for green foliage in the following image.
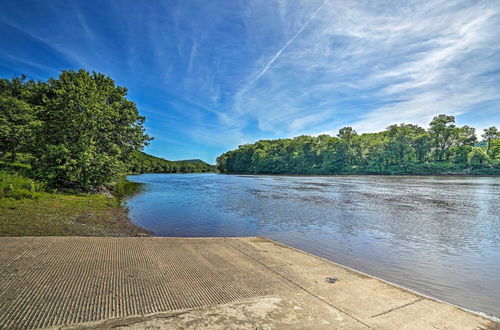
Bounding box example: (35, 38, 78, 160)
(467, 147, 490, 167)
(482, 127, 499, 156)
(0, 155, 32, 174)
(384, 124, 426, 166)
(217, 116, 498, 175)
(1, 70, 152, 189)
(127, 150, 215, 174)
(456, 125, 477, 146)
(30, 70, 152, 189)
(490, 139, 500, 161)
(428, 114, 457, 161)
(450, 145, 473, 164)
(0, 171, 44, 199)
(0, 76, 41, 161)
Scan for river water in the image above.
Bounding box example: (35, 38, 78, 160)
(124, 173, 500, 318)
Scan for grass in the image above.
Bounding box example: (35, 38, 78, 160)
(0, 192, 149, 236)
(0, 168, 149, 237)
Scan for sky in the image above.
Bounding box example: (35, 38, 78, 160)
(1, 0, 499, 163)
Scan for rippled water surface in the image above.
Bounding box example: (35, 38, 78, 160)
(124, 173, 500, 317)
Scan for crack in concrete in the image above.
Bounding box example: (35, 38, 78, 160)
(370, 298, 424, 318)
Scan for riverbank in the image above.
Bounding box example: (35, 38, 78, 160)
(225, 171, 500, 177)
(220, 164, 500, 176)
(0, 164, 149, 236)
(0, 192, 149, 236)
(0, 236, 497, 329)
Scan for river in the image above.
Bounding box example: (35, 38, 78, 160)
(124, 173, 500, 318)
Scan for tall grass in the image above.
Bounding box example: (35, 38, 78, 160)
(0, 171, 45, 199)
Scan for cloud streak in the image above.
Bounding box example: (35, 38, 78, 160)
(249, 0, 331, 85)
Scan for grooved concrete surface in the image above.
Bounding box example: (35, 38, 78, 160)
(0, 237, 496, 329)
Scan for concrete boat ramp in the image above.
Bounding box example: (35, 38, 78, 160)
(0, 237, 497, 329)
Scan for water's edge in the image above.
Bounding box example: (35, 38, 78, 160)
(264, 237, 500, 322)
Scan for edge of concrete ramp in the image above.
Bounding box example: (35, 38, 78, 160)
(254, 236, 500, 323)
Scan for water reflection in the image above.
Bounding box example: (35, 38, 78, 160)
(113, 176, 143, 198)
(124, 173, 500, 317)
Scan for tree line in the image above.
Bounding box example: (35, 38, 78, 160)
(128, 151, 214, 174)
(217, 115, 499, 175)
(0, 70, 211, 190)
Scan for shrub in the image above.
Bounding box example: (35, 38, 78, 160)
(467, 148, 490, 167)
(0, 171, 44, 199)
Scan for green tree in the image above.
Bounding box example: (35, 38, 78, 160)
(450, 145, 473, 164)
(428, 114, 457, 161)
(316, 135, 343, 173)
(0, 96, 36, 161)
(490, 139, 500, 160)
(32, 70, 151, 189)
(412, 133, 431, 163)
(360, 132, 388, 172)
(337, 127, 358, 167)
(467, 147, 490, 167)
(456, 125, 477, 146)
(0, 76, 39, 161)
(482, 126, 499, 155)
(384, 124, 426, 166)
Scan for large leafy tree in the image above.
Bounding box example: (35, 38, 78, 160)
(32, 70, 151, 189)
(448, 125, 477, 164)
(0, 76, 39, 161)
(0, 96, 35, 161)
(456, 125, 477, 146)
(490, 139, 500, 160)
(337, 126, 358, 167)
(316, 135, 343, 172)
(428, 114, 457, 161)
(482, 126, 499, 155)
(412, 133, 431, 163)
(384, 124, 426, 166)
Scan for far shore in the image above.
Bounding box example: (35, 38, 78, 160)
(219, 172, 500, 177)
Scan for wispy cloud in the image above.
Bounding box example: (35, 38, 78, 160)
(229, 0, 500, 137)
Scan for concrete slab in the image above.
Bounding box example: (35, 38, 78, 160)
(0, 237, 496, 329)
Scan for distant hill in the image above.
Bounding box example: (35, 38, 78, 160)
(127, 151, 216, 174)
(177, 159, 209, 164)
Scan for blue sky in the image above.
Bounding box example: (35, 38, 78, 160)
(1, 0, 499, 163)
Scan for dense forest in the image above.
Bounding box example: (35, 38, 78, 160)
(0, 70, 212, 194)
(217, 115, 499, 175)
